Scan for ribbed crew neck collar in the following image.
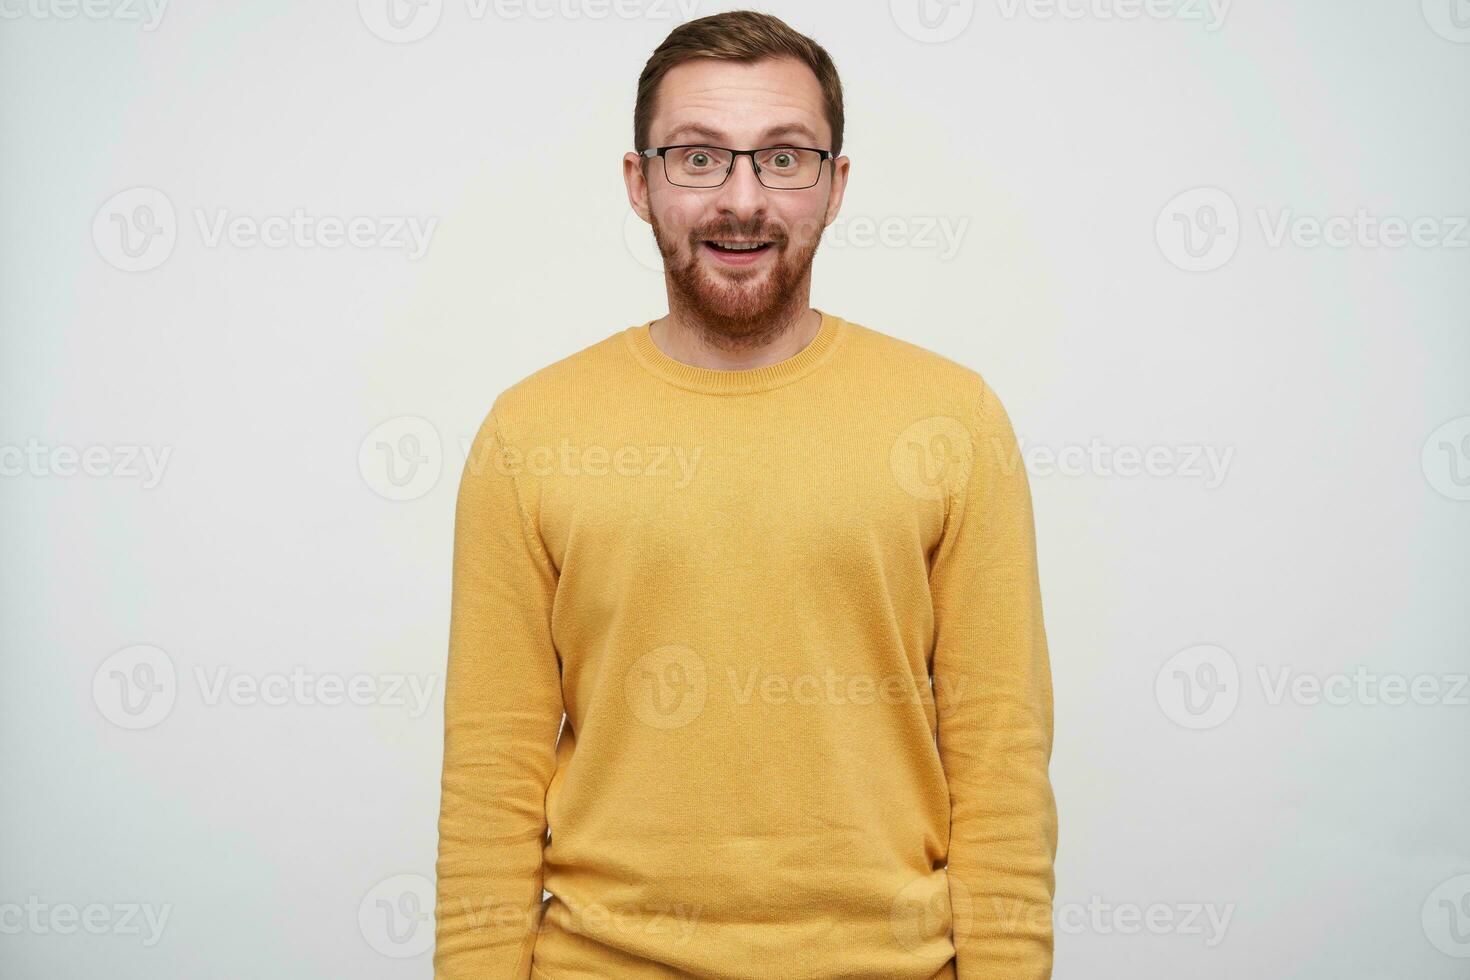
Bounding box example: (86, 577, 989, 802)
(623, 308, 846, 395)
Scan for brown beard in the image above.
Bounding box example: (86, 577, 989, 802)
(649, 209, 822, 352)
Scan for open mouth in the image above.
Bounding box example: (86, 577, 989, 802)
(703, 239, 776, 255)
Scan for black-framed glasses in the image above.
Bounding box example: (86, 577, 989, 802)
(641, 144, 833, 189)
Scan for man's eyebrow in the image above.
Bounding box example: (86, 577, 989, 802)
(660, 122, 823, 146)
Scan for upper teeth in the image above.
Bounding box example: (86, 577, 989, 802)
(713, 241, 766, 250)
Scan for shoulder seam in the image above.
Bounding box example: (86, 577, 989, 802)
(487, 405, 555, 569)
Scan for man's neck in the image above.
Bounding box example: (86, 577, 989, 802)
(650, 304, 822, 371)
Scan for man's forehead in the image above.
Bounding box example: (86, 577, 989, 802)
(660, 120, 823, 146)
(651, 57, 829, 147)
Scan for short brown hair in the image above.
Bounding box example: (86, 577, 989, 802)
(633, 10, 845, 158)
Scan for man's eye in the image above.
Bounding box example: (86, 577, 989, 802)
(758, 149, 799, 170)
(679, 150, 723, 169)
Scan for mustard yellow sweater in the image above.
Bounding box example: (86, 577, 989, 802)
(434, 309, 1057, 980)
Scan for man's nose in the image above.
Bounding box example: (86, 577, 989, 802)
(713, 153, 767, 211)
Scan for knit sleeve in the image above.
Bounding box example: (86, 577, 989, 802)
(929, 377, 1058, 980)
(433, 403, 564, 980)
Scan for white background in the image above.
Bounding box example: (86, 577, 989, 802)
(2, 0, 1468, 977)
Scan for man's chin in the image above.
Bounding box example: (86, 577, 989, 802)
(697, 249, 775, 280)
(660, 238, 815, 335)
(685, 281, 784, 327)
(691, 294, 778, 327)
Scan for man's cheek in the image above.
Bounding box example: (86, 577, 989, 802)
(784, 212, 826, 248)
(659, 199, 706, 237)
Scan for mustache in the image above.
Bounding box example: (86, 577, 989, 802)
(693, 226, 785, 243)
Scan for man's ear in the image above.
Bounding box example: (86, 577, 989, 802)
(823, 155, 850, 228)
(624, 152, 652, 224)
